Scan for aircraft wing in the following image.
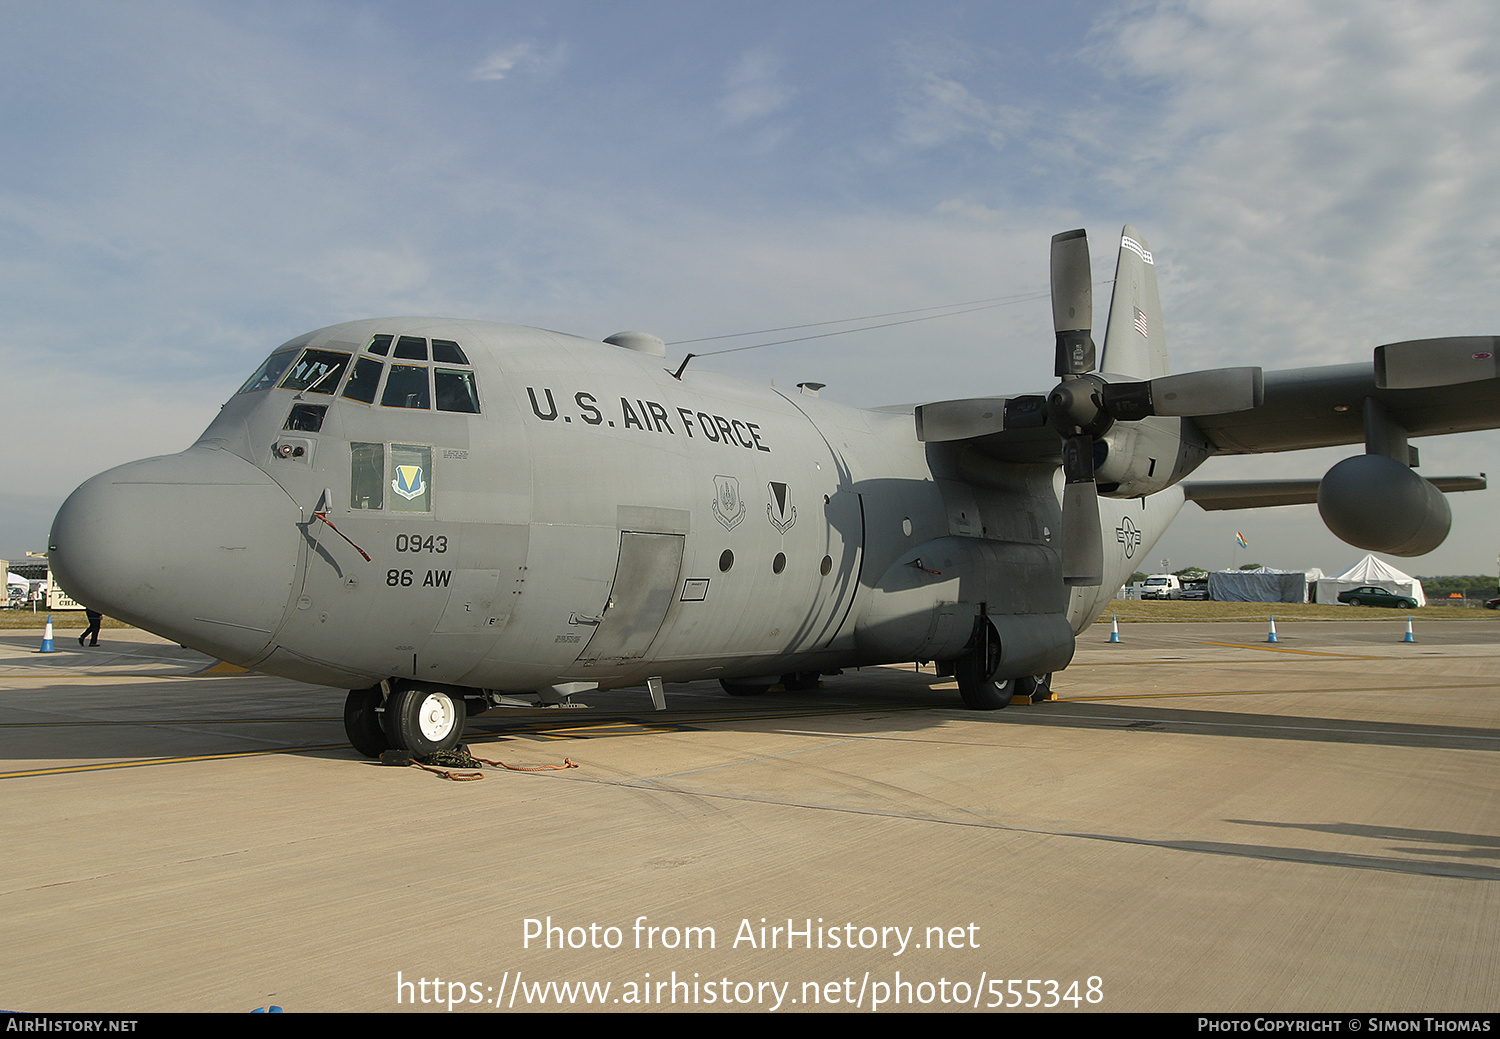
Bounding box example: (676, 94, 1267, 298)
(1182, 474, 1487, 510)
(920, 353, 1500, 464)
(1188, 357, 1500, 455)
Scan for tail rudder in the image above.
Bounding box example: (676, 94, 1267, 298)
(1099, 225, 1168, 379)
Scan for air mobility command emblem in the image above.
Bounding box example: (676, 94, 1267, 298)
(712, 475, 745, 531)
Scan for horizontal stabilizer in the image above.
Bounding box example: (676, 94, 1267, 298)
(1183, 474, 1486, 511)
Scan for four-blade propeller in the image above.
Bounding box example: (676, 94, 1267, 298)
(916, 229, 1264, 586)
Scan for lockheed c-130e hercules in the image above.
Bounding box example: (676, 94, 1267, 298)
(48, 226, 1500, 758)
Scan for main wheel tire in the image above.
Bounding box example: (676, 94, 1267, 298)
(1015, 672, 1053, 703)
(343, 686, 389, 759)
(780, 671, 822, 691)
(382, 685, 466, 756)
(954, 626, 1013, 710)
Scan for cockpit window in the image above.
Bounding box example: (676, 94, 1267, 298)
(394, 336, 428, 360)
(237, 351, 298, 394)
(431, 339, 469, 364)
(350, 442, 384, 510)
(368, 334, 392, 356)
(341, 357, 383, 404)
(284, 403, 328, 432)
(279, 349, 351, 394)
(434, 369, 480, 413)
(382, 364, 430, 409)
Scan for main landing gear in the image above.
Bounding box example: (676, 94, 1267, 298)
(343, 681, 467, 759)
(953, 621, 1053, 710)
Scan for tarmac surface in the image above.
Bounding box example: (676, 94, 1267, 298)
(1, 617, 1497, 1014)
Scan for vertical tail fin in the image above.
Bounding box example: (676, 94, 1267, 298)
(1098, 225, 1168, 379)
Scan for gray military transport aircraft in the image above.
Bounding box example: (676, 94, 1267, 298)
(47, 227, 1500, 758)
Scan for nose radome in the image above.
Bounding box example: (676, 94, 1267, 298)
(50, 448, 305, 665)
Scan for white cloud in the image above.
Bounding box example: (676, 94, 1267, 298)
(1089, 0, 1500, 367)
(719, 50, 794, 125)
(470, 41, 546, 82)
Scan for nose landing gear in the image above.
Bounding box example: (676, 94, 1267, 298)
(343, 681, 467, 759)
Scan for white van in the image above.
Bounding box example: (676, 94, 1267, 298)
(1139, 574, 1182, 600)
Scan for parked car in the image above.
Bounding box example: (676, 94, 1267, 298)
(1337, 585, 1418, 609)
(1484, 597, 1500, 610)
(1180, 581, 1209, 601)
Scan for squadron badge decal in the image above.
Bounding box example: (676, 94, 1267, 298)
(767, 481, 796, 533)
(712, 475, 745, 531)
(392, 464, 427, 501)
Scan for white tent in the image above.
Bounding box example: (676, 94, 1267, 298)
(6, 571, 28, 590)
(1314, 554, 1426, 606)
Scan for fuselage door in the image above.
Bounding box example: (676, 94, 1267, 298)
(575, 531, 685, 665)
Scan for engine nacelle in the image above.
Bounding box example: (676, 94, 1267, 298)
(1317, 454, 1451, 556)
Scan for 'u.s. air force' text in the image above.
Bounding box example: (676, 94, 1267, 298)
(526, 387, 771, 452)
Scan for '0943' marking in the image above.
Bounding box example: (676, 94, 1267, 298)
(396, 534, 448, 553)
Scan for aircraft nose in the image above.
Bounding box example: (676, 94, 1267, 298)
(49, 448, 305, 664)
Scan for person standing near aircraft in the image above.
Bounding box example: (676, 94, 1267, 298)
(79, 607, 102, 647)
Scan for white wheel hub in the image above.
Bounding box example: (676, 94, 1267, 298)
(416, 692, 457, 741)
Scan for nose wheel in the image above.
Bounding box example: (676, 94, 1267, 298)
(343, 682, 467, 758)
(383, 684, 467, 756)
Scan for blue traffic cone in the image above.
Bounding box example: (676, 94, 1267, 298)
(1402, 616, 1416, 643)
(1108, 615, 1121, 643)
(40, 614, 55, 653)
(1266, 615, 1279, 643)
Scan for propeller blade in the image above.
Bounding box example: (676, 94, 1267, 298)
(1002, 394, 1049, 430)
(1374, 337, 1500, 389)
(1059, 433, 1103, 586)
(1102, 367, 1264, 420)
(1051, 229, 1095, 376)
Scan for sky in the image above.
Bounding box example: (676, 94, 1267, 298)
(4, 0, 1500, 578)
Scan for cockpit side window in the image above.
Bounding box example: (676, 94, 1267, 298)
(434, 369, 480, 413)
(279, 349, 351, 394)
(341, 357, 384, 404)
(237, 351, 298, 394)
(381, 364, 430, 409)
(368, 334, 392, 356)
